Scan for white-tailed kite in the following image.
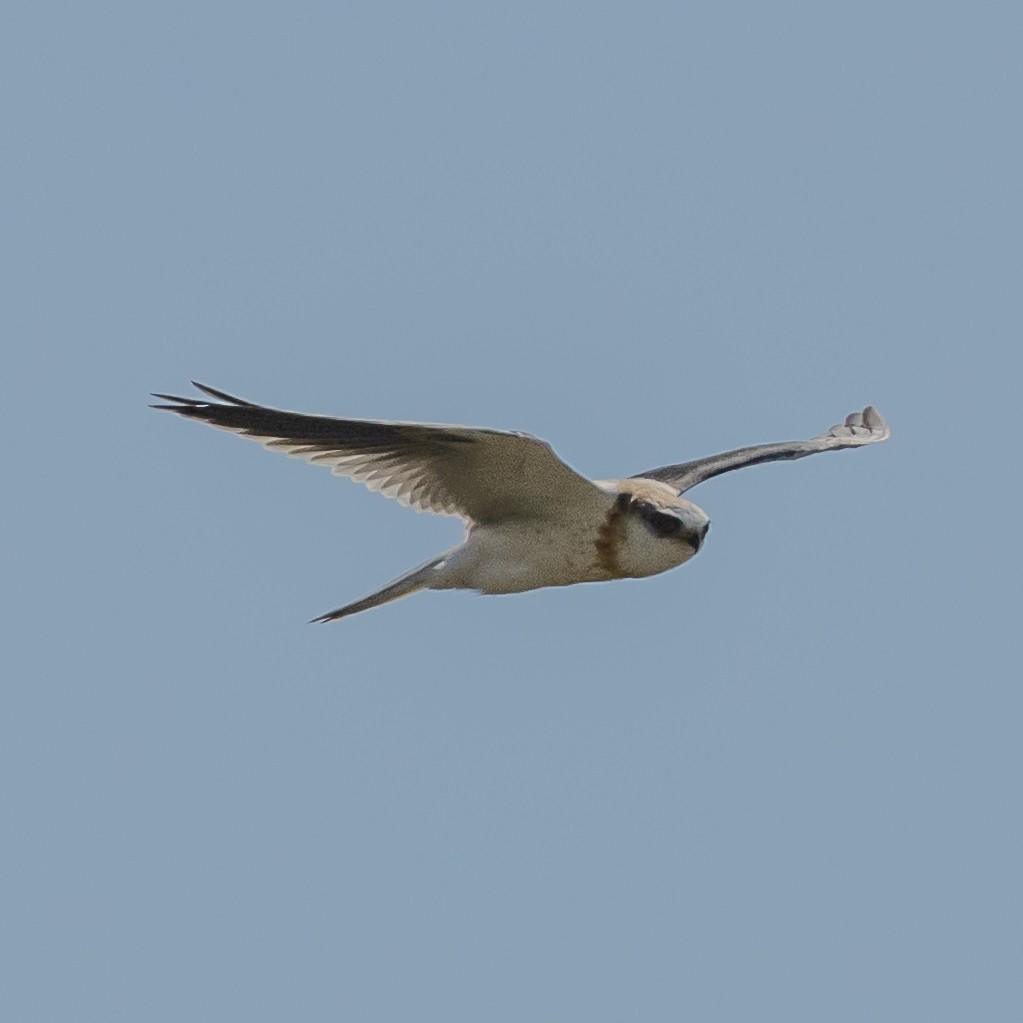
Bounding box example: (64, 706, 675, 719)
(153, 383, 890, 622)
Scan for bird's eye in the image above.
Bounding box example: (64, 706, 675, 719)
(652, 513, 682, 537)
(639, 505, 682, 537)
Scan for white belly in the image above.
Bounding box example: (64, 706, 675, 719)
(436, 515, 695, 595)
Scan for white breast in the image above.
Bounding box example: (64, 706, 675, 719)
(437, 518, 613, 594)
(434, 510, 694, 595)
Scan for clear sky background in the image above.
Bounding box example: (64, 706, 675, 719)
(4, 2, 1021, 1020)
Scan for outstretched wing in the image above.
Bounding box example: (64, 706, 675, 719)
(632, 405, 890, 494)
(152, 382, 609, 524)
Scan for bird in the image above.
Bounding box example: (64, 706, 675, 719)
(152, 383, 890, 622)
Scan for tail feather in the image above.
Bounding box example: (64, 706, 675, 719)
(310, 554, 448, 623)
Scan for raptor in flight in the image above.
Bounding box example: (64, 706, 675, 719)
(153, 383, 890, 622)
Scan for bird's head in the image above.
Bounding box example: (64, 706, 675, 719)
(613, 488, 710, 555)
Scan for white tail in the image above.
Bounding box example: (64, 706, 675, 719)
(309, 554, 449, 623)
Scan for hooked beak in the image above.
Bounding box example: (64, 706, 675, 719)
(683, 522, 709, 552)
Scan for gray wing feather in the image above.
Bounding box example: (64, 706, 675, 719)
(153, 382, 609, 524)
(632, 405, 890, 494)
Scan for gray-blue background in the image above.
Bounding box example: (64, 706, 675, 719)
(5, 2, 1020, 1020)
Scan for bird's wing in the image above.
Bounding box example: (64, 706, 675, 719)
(631, 405, 890, 494)
(152, 382, 610, 524)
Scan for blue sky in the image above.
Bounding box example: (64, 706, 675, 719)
(4, 2, 1021, 1020)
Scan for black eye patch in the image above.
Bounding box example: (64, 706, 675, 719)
(634, 502, 682, 537)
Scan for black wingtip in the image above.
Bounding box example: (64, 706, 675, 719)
(150, 392, 206, 406)
(309, 605, 360, 624)
(309, 611, 339, 624)
(151, 382, 260, 414)
(190, 382, 256, 406)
